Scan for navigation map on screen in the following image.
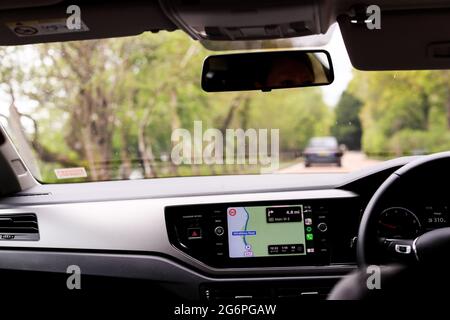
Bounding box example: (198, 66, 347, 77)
(227, 205, 308, 258)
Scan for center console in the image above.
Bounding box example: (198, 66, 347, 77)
(165, 198, 359, 268)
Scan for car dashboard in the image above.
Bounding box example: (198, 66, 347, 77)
(0, 155, 447, 299)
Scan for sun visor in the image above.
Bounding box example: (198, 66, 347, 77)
(339, 9, 450, 70)
(0, 1, 176, 46)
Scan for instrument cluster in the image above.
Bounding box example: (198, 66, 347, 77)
(377, 204, 449, 239)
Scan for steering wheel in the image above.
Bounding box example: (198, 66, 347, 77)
(358, 151, 450, 269)
(328, 152, 450, 299)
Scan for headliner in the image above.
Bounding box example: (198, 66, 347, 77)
(0, 0, 450, 70)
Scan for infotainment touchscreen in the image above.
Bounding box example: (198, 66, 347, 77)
(227, 205, 314, 258)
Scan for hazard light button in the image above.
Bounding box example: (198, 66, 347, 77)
(187, 227, 202, 240)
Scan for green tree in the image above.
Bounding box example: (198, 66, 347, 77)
(348, 70, 450, 156)
(0, 31, 334, 182)
(245, 89, 332, 151)
(332, 91, 363, 150)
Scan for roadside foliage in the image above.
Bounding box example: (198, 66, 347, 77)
(2, 31, 450, 182)
(0, 31, 331, 182)
(348, 70, 450, 158)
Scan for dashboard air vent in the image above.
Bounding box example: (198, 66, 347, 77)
(0, 213, 39, 241)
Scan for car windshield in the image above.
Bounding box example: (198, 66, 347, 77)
(0, 27, 448, 183)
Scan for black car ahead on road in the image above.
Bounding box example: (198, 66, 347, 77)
(303, 136, 343, 167)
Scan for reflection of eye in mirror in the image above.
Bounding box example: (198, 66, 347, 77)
(202, 50, 334, 92)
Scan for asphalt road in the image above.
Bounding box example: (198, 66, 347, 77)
(277, 151, 382, 174)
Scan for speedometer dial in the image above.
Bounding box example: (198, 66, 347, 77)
(377, 207, 421, 239)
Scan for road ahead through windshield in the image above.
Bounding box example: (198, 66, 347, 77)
(3, 30, 441, 184)
(278, 151, 381, 173)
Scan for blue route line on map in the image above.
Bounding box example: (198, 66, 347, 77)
(243, 207, 250, 246)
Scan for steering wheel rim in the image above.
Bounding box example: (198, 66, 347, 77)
(357, 151, 450, 267)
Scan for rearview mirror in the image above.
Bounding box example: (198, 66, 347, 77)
(201, 50, 334, 92)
